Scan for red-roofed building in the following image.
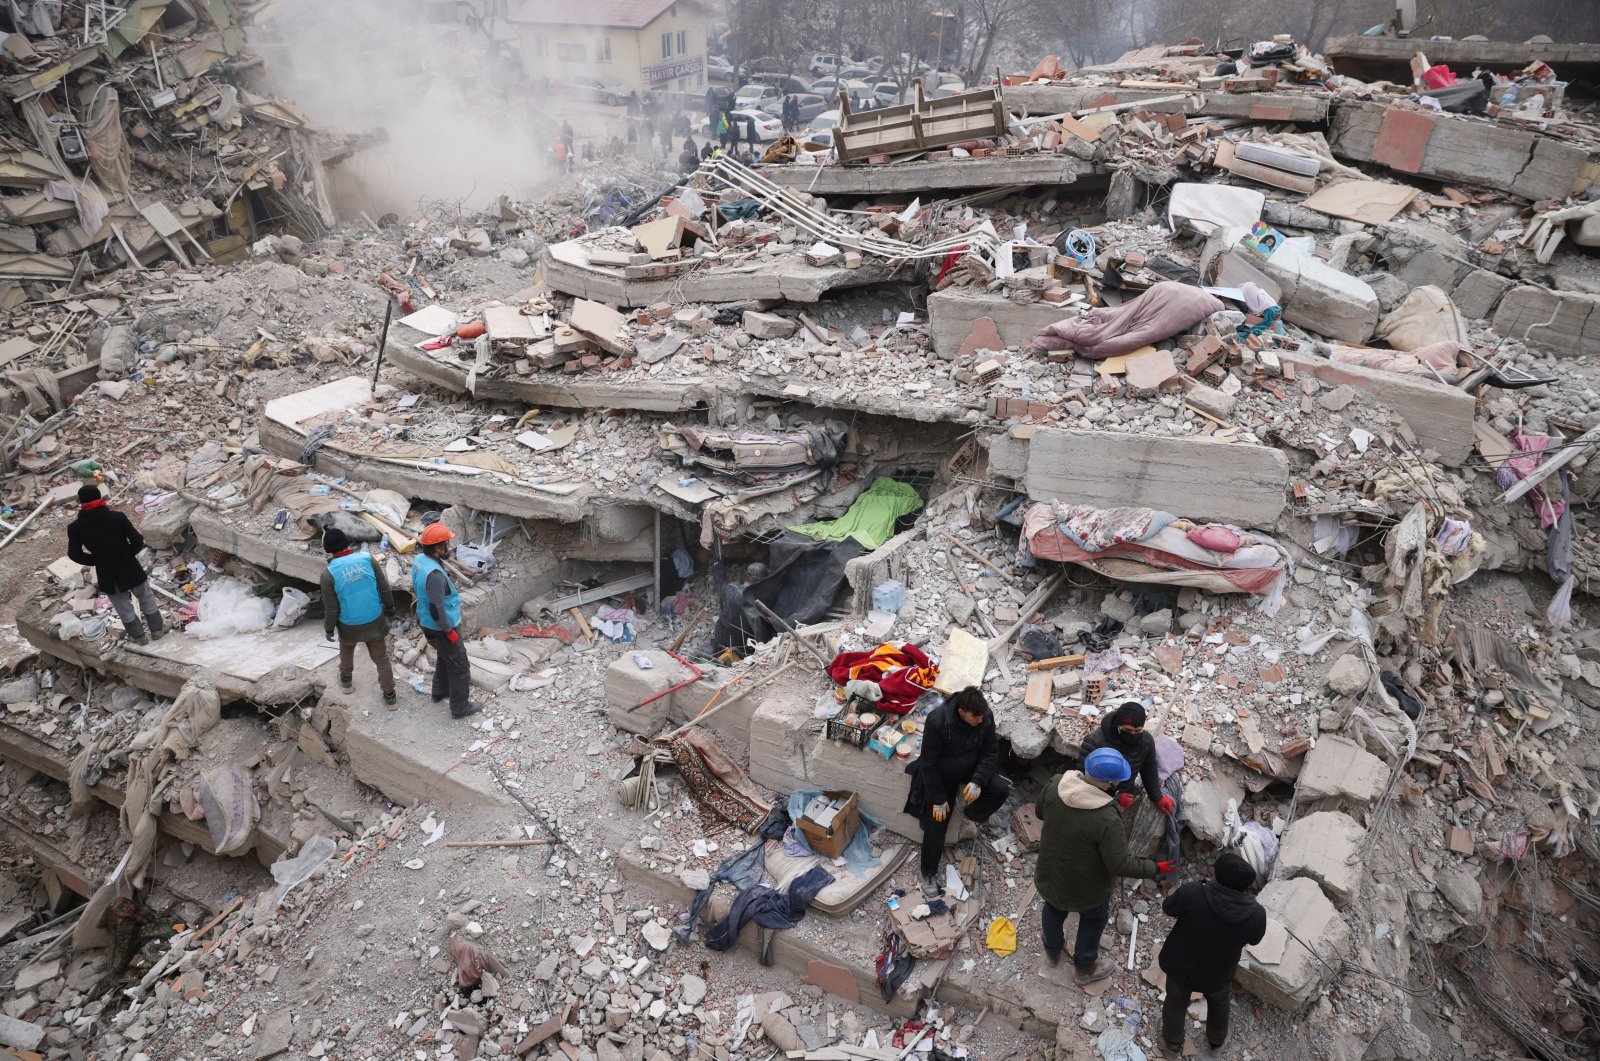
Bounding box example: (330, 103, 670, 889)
(508, 0, 708, 99)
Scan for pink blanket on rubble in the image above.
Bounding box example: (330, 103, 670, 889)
(1033, 282, 1224, 361)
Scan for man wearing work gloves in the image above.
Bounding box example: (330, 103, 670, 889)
(1158, 851, 1265, 1056)
(903, 687, 1010, 897)
(411, 524, 482, 719)
(320, 528, 399, 708)
(1036, 747, 1173, 984)
(1080, 701, 1176, 816)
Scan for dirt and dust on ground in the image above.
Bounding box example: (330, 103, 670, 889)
(3, 6, 1600, 1061)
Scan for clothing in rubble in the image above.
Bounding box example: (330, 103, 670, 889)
(67, 485, 164, 643)
(674, 807, 790, 943)
(705, 865, 834, 950)
(1079, 702, 1164, 803)
(825, 642, 937, 715)
(903, 689, 1010, 880)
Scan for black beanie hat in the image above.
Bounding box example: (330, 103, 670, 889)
(1214, 851, 1256, 891)
(1112, 701, 1147, 729)
(323, 528, 350, 554)
(78, 484, 102, 504)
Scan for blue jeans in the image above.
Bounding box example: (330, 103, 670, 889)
(1041, 900, 1110, 967)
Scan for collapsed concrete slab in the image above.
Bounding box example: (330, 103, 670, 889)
(1024, 427, 1289, 526)
(1182, 769, 1246, 845)
(605, 650, 702, 735)
(1325, 34, 1600, 83)
(1278, 810, 1366, 905)
(1006, 84, 1330, 123)
(541, 239, 895, 308)
(1295, 734, 1390, 805)
(329, 692, 512, 812)
(1491, 284, 1600, 356)
(1329, 101, 1588, 202)
(1273, 346, 1475, 466)
(385, 335, 716, 415)
(763, 155, 1105, 196)
(927, 288, 1074, 359)
(1239, 877, 1352, 1010)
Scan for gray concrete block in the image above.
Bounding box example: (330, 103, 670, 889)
(1238, 877, 1351, 1010)
(1205, 234, 1379, 344)
(605, 650, 699, 736)
(1183, 770, 1245, 845)
(1449, 269, 1513, 320)
(1296, 735, 1390, 805)
(1273, 347, 1475, 466)
(928, 288, 1071, 359)
(1023, 427, 1288, 526)
(985, 427, 1030, 482)
(1278, 811, 1366, 905)
(1492, 284, 1600, 357)
(764, 154, 1103, 196)
(344, 705, 511, 811)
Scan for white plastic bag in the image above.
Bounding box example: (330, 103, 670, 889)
(272, 587, 310, 629)
(266, 834, 336, 909)
(188, 578, 274, 640)
(1547, 575, 1575, 629)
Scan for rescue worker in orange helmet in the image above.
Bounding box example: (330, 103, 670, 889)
(411, 523, 482, 719)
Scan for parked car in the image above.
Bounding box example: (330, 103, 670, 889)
(926, 81, 967, 99)
(870, 80, 903, 105)
(838, 65, 877, 81)
(723, 109, 784, 143)
(808, 108, 842, 132)
(748, 56, 784, 74)
(734, 82, 780, 108)
(706, 54, 735, 83)
(750, 72, 811, 94)
(759, 92, 828, 124)
(860, 55, 886, 71)
(799, 128, 835, 149)
(809, 53, 845, 76)
(810, 77, 875, 106)
(566, 75, 631, 106)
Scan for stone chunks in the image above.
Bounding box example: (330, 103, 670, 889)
(1023, 427, 1288, 526)
(1324, 652, 1371, 696)
(1272, 346, 1475, 467)
(605, 651, 700, 736)
(1492, 284, 1600, 357)
(1278, 811, 1366, 905)
(1239, 877, 1351, 1010)
(1203, 228, 1378, 344)
(1435, 865, 1483, 916)
(927, 287, 1066, 358)
(1182, 770, 1246, 845)
(1296, 735, 1390, 806)
(742, 310, 798, 339)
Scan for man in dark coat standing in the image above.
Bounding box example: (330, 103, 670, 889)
(903, 687, 1010, 896)
(1035, 747, 1173, 984)
(1081, 701, 1176, 815)
(1158, 852, 1266, 1055)
(66, 485, 165, 644)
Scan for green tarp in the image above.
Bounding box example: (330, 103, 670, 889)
(789, 477, 922, 550)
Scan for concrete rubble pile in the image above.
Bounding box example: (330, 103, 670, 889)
(0, 21, 1599, 1061)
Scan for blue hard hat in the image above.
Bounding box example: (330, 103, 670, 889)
(1084, 747, 1132, 783)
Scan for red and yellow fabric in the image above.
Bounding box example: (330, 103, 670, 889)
(826, 643, 938, 716)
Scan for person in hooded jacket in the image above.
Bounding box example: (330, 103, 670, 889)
(903, 687, 1010, 896)
(66, 484, 165, 644)
(1036, 747, 1173, 984)
(1080, 701, 1176, 815)
(1157, 851, 1266, 1055)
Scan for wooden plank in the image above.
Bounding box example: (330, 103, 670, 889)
(1023, 669, 1053, 711)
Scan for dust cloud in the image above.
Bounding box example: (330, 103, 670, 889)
(249, 0, 561, 215)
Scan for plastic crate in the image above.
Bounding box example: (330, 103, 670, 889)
(826, 716, 874, 748)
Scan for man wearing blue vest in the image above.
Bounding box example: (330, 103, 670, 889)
(413, 523, 482, 719)
(320, 528, 399, 707)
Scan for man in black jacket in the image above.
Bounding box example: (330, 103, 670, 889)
(903, 687, 1010, 896)
(66, 485, 165, 644)
(1158, 852, 1266, 1055)
(1081, 702, 1176, 816)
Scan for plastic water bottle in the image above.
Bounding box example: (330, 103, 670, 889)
(872, 580, 906, 613)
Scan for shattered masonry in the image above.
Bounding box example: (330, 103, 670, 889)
(0, 16, 1598, 1061)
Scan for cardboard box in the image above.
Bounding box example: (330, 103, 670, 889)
(796, 790, 861, 860)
